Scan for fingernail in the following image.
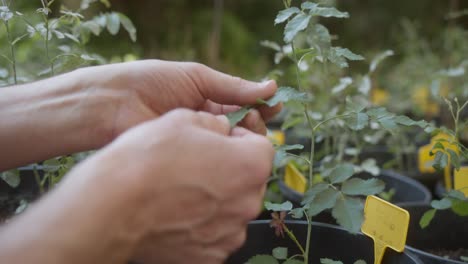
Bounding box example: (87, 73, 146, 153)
(260, 80, 273, 87)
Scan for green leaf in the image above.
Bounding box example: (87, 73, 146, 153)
(265, 201, 293, 212)
(342, 178, 385, 196)
(301, 2, 318, 10)
(284, 13, 311, 43)
(346, 97, 366, 113)
(432, 151, 448, 171)
(118, 13, 137, 42)
(378, 116, 398, 133)
(447, 149, 460, 170)
(260, 40, 282, 52)
(431, 198, 452, 210)
(275, 7, 300, 25)
(302, 183, 329, 205)
(346, 113, 369, 131)
(272, 247, 288, 260)
(328, 47, 364, 68)
(82, 21, 102, 36)
(367, 107, 389, 119)
(354, 260, 367, 264)
(1, 170, 20, 188)
(394, 116, 428, 128)
(328, 163, 355, 184)
(276, 144, 304, 152)
(460, 256, 468, 262)
(419, 209, 436, 229)
(370, 50, 394, 73)
(106, 12, 120, 35)
(321, 258, 344, 264)
(332, 196, 364, 234)
(247, 255, 279, 264)
(447, 190, 466, 200)
(260, 87, 308, 107)
(226, 107, 250, 127)
(451, 199, 468, 216)
(290, 208, 305, 219)
(360, 159, 380, 176)
(331, 77, 353, 94)
(309, 6, 349, 18)
(307, 188, 340, 216)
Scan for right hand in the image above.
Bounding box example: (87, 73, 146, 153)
(64, 109, 275, 263)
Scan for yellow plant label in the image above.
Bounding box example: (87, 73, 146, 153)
(371, 88, 389, 106)
(454, 167, 468, 196)
(284, 163, 307, 194)
(268, 130, 285, 145)
(362, 196, 410, 264)
(418, 144, 435, 174)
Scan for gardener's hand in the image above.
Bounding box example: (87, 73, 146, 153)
(0, 60, 281, 171)
(77, 60, 281, 141)
(0, 109, 274, 264)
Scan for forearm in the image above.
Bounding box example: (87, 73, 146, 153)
(0, 150, 142, 263)
(0, 70, 117, 171)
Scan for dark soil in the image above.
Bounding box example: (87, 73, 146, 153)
(427, 248, 468, 262)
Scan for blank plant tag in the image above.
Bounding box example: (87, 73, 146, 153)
(284, 162, 307, 194)
(454, 166, 468, 196)
(268, 130, 285, 145)
(362, 195, 410, 264)
(418, 144, 434, 174)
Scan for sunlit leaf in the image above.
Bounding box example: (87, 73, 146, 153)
(106, 12, 120, 35)
(275, 7, 300, 25)
(331, 77, 353, 94)
(259, 87, 308, 107)
(284, 13, 311, 43)
(309, 6, 349, 18)
(307, 188, 339, 216)
(369, 50, 394, 73)
(451, 200, 468, 216)
(332, 196, 364, 233)
(118, 13, 137, 42)
(1, 170, 20, 188)
(342, 178, 385, 196)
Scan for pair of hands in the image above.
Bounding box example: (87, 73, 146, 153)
(0, 60, 281, 263)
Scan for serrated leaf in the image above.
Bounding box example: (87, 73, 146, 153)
(332, 196, 364, 233)
(346, 113, 369, 131)
(302, 183, 329, 205)
(265, 201, 293, 212)
(321, 259, 343, 264)
(247, 255, 279, 264)
(226, 107, 250, 127)
(118, 13, 137, 42)
(82, 21, 102, 36)
(272, 247, 288, 260)
(290, 208, 305, 219)
(307, 188, 339, 216)
(301, 2, 318, 10)
(432, 151, 448, 171)
(328, 163, 355, 184)
(361, 159, 380, 176)
(328, 47, 364, 68)
(284, 13, 311, 43)
(451, 199, 468, 216)
(106, 12, 120, 35)
(419, 209, 436, 229)
(394, 116, 428, 128)
(370, 50, 394, 73)
(1, 170, 20, 188)
(275, 7, 300, 25)
(431, 198, 452, 210)
(378, 116, 398, 133)
(309, 6, 349, 18)
(331, 77, 353, 94)
(342, 178, 385, 196)
(260, 87, 308, 107)
(367, 107, 390, 119)
(346, 97, 366, 113)
(358, 76, 371, 95)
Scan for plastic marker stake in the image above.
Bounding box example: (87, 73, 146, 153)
(362, 196, 410, 264)
(454, 166, 468, 196)
(284, 163, 307, 194)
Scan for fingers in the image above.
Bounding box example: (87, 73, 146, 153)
(182, 63, 278, 106)
(237, 110, 267, 135)
(164, 109, 231, 136)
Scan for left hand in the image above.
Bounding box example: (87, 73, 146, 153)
(76, 60, 282, 142)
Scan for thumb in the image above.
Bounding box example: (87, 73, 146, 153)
(184, 63, 278, 105)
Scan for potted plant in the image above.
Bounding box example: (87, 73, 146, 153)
(0, 0, 137, 222)
(226, 1, 430, 263)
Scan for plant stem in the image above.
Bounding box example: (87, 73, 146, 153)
(32, 165, 44, 194)
(41, 0, 54, 75)
(283, 224, 306, 256)
(1, 0, 17, 84)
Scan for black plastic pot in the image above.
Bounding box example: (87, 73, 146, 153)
(226, 220, 422, 264)
(279, 170, 432, 207)
(404, 204, 468, 264)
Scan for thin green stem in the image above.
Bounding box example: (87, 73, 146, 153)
(286, 153, 311, 165)
(304, 212, 312, 264)
(1, 0, 17, 84)
(313, 113, 353, 131)
(32, 165, 44, 194)
(283, 224, 306, 256)
(41, 0, 54, 75)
